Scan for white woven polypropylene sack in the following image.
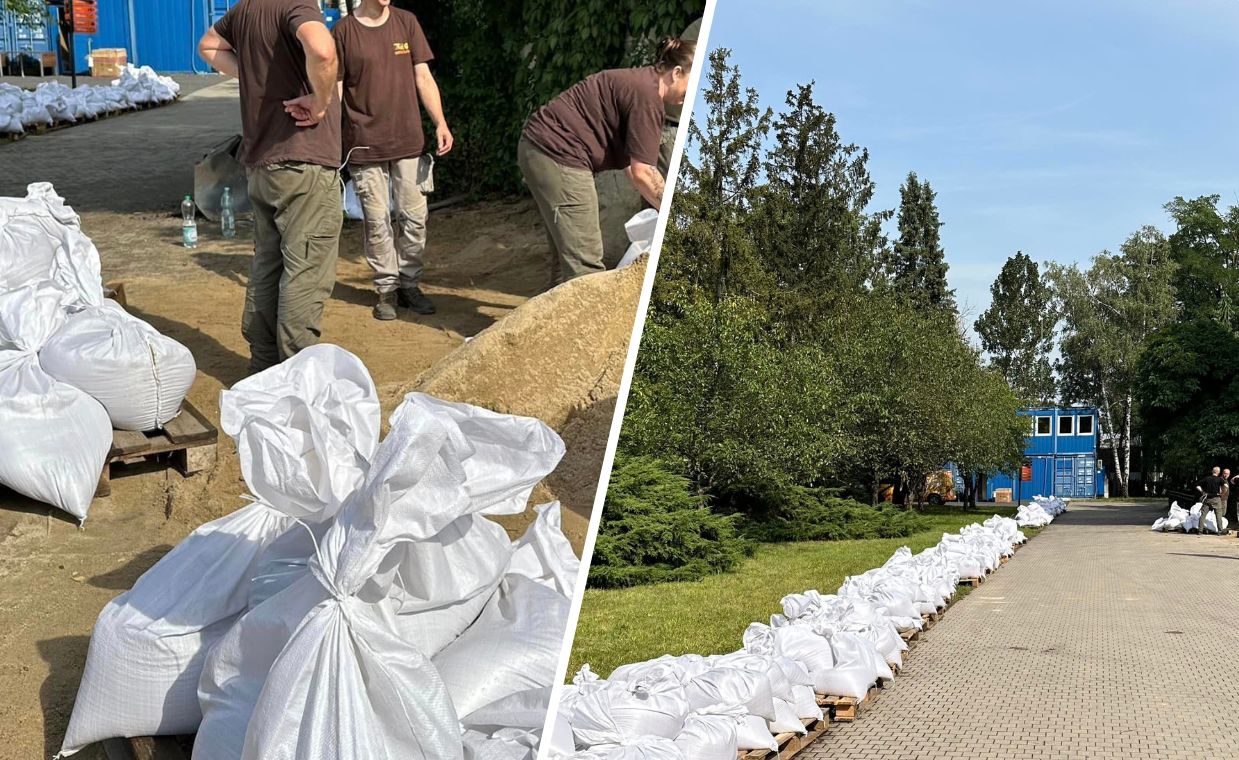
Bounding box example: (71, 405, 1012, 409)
(0, 282, 110, 520)
(433, 567, 570, 717)
(0, 183, 104, 306)
(58, 501, 294, 756)
(220, 344, 381, 518)
(570, 678, 691, 746)
(683, 666, 776, 722)
(40, 300, 196, 430)
(674, 705, 741, 760)
(197, 392, 564, 760)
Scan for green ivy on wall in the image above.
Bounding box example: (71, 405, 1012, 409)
(398, 0, 703, 195)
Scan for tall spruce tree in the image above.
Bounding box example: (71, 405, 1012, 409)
(656, 48, 772, 310)
(751, 82, 888, 334)
(888, 172, 955, 314)
(974, 252, 1057, 404)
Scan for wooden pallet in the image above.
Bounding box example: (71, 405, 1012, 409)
(899, 627, 920, 645)
(817, 682, 881, 721)
(738, 717, 828, 760)
(959, 575, 983, 588)
(102, 736, 190, 760)
(94, 400, 218, 499)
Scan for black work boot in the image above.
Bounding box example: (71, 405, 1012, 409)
(373, 290, 397, 321)
(398, 285, 436, 315)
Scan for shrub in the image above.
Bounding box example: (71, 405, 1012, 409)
(588, 454, 750, 588)
(740, 485, 929, 542)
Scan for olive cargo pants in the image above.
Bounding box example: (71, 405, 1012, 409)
(244, 162, 343, 373)
(518, 138, 605, 286)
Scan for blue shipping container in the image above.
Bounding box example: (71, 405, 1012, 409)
(982, 407, 1106, 501)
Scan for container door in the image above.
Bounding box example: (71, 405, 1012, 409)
(1054, 457, 1074, 497)
(1077, 455, 1095, 497)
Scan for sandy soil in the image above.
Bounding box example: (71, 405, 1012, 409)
(0, 78, 636, 759)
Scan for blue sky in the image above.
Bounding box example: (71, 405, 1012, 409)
(702, 0, 1239, 332)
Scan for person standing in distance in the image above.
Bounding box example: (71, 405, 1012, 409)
(198, 0, 344, 373)
(1195, 466, 1226, 534)
(334, 0, 452, 321)
(519, 37, 695, 287)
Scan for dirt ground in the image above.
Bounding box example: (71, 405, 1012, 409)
(0, 77, 632, 759)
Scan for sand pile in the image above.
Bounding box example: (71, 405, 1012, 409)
(403, 257, 649, 550)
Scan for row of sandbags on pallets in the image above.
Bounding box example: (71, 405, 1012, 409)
(1015, 495, 1069, 528)
(57, 344, 576, 760)
(1150, 500, 1229, 534)
(0, 65, 180, 135)
(0, 183, 196, 521)
(546, 516, 1029, 760)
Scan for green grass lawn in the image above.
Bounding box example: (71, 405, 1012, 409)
(568, 506, 1038, 679)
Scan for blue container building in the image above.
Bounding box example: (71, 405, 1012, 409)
(949, 407, 1107, 502)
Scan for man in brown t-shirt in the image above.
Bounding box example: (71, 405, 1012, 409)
(334, 0, 453, 321)
(519, 37, 695, 286)
(197, 0, 343, 373)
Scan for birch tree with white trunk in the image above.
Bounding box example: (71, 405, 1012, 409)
(1049, 227, 1178, 497)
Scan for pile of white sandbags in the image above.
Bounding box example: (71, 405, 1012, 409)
(0, 66, 179, 135)
(59, 345, 577, 760)
(1151, 500, 1228, 534)
(552, 516, 1028, 759)
(1016, 494, 1068, 528)
(0, 183, 196, 521)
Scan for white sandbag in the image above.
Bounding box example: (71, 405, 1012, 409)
(683, 666, 776, 722)
(1203, 510, 1229, 534)
(463, 728, 539, 760)
(40, 300, 197, 431)
(434, 571, 570, 717)
(609, 656, 708, 686)
(618, 209, 658, 269)
(570, 677, 691, 746)
(736, 714, 778, 751)
(58, 500, 294, 756)
(461, 687, 550, 760)
(595, 737, 685, 760)
(0, 282, 111, 520)
(197, 392, 565, 760)
(219, 343, 381, 518)
(0, 183, 104, 306)
(64, 349, 385, 754)
(674, 704, 742, 760)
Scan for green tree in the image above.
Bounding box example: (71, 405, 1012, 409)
(1050, 227, 1179, 496)
(1136, 319, 1239, 484)
(749, 82, 889, 335)
(2, 0, 42, 20)
(656, 48, 772, 310)
(1164, 195, 1239, 327)
(974, 252, 1057, 404)
(888, 172, 955, 315)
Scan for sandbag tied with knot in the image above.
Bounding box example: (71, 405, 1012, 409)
(0, 281, 110, 521)
(195, 391, 565, 760)
(220, 343, 382, 519)
(59, 346, 383, 758)
(0, 183, 105, 308)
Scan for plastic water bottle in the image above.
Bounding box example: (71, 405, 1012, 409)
(220, 187, 236, 239)
(181, 195, 198, 248)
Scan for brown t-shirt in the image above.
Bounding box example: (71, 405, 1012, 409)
(522, 67, 665, 174)
(333, 10, 434, 163)
(214, 0, 341, 168)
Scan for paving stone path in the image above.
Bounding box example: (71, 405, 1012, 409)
(804, 500, 1239, 760)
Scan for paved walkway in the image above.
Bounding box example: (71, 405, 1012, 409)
(805, 500, 1239, 760)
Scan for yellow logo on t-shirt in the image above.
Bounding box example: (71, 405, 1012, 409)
(393, 41, 410, 56)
